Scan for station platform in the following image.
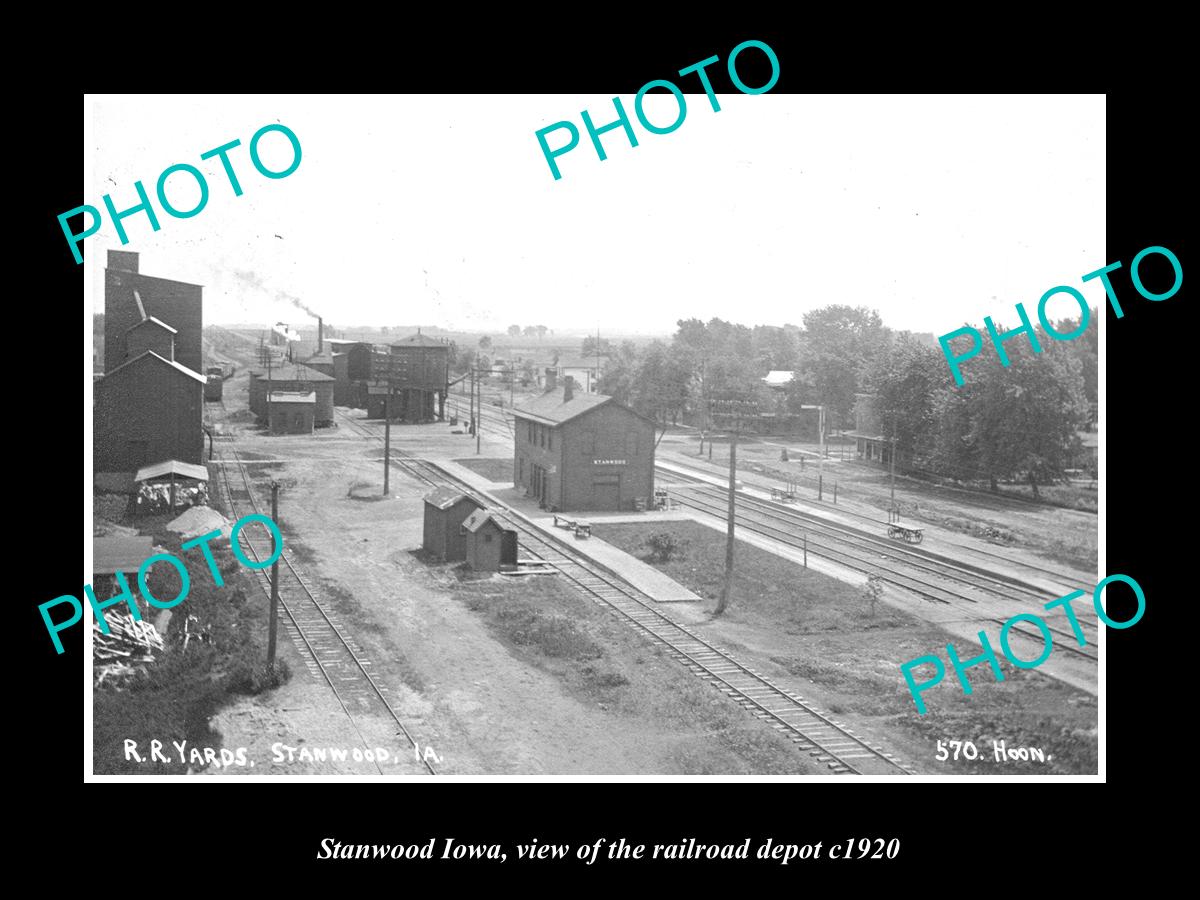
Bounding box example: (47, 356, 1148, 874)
(431, 457, 702, 604)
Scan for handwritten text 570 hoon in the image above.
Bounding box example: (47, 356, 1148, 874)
(535, 39, 780, 181)
(58, 123, 302, 264)
(42, 514, 282, 653)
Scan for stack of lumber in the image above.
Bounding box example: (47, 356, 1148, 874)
(93, 614, 164, 686)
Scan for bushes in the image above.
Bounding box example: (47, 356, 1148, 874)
(645, 532, 686, 562)
(229, 657, 292, 695)
(93, 528, 289, 774)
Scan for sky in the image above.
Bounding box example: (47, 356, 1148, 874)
(84, 94, 1105, 337)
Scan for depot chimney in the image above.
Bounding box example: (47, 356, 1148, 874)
(318, 317, 323, 354)
(563, 375, 574, 402)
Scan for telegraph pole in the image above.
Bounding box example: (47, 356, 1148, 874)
(383, 387, 392, 495)
(719, 424, 737, 616)
(476, 368, 481, 455)
(817, 405, 825, 501)
(266, 349, 273, 432)
(889, 430, 898, 518)
(267, 481, 280, 666)
(713, 397, 758, 617)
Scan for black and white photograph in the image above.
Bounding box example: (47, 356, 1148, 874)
(74, 88, 1119, 784)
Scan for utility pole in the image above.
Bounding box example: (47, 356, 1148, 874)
(476, 366, 481, 455)
(719, 422, 737, 617)
(266, 349, 273, 433)
(818, 405, 825, 501)
(713, 397, 758, 617)
(267, 481, 280, 666)
(383, 387, 392, 495)
(889, 430, 897, 517)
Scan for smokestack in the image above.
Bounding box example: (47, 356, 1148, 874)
(318, 317, 323, 354)
(544, 368, 557, 393)
(563, 375, 574, 402)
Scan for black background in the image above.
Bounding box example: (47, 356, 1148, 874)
(17, 21, 1180, 885)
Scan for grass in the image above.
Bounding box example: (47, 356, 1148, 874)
(595, 521, 905, 634)
(93, 530, 290, 774)
(592, 520, 1098, 775)
(443, 569, 816, 774)
(452, 457, 514, 482)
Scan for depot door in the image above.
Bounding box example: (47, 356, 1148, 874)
(592, 475, 620, 511)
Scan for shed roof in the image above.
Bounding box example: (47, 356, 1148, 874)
(101, 350, 206, 385)
(268, 391, 316, 404)
(248, 362, 335, 382)
(512, 386, 611, 426)
(127, 315, 178, 335)
(135, 460, 209, 482)
(94, 536, 155, 576)
(423, 487, 476, 511)
(462, 509, 514, 534)
(324, 338, 369, 347)
(762, 370, 795, 385)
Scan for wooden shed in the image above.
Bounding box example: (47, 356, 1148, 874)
(461, 509, 518, 572)
(249, 362, 335, 426)
(267, 391, 316, 434)
(422, 488, 482, 561)
(134, 459, 209, 513)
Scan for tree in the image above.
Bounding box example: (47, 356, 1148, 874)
(478, 335, 493, 351)
(536, 325, 548, 341)
(523, 325, 537, 337)
(944, 324, 1088, 494)
(796, 305, 887, 429)
(866, 333, 944, 468)
(581, 335, 611, 357)
(863, 574, 884, 618)
(507, 324, 522, 337)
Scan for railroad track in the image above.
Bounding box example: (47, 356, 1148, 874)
(215, 446, 437, 775)
(377, 452, 912, 776)
(659, 461, 1084, 586)
(658, 474, 1098, 661)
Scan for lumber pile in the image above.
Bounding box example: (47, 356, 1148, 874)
(93, 614, 164, 686)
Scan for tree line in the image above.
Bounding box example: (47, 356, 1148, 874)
(596, 306, 1097, 493)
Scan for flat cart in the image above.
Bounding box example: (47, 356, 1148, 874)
(887, 522, 924, 544)
(552, 514, 592, 539)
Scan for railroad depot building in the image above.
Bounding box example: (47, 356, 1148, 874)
(511, 376, 655, 512)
